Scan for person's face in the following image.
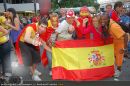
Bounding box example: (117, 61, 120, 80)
(106, 6, 112, 13)
(51, 16, 58, 22)
(66, 17, 75, 24)
(80, 11, 89, 17)
(51, 16, 58, 27)
(119, 6, 123, 13)
(101, 15, 109, 26)
(38, 24, 47, 34)
(60, 9, 66, 16)
(92, 17, 99, 28)
(60, 11, 65, 16)
(116, 6, 123, 13)
(4, 11, 9, 17)
(121, 8, 127, 15)
(7, 11, 13, 18)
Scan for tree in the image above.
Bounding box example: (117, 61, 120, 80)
(51, 0, 99, 11)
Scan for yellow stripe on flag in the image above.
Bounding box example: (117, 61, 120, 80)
(52, 44, 114, 70)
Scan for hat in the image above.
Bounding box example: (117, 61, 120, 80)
(66, 9, 75, 18)
(80, 6, 89, 12)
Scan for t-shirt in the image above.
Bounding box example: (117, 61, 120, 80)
(20, 26, 35, 42)
(0, 30, 9, 44)
(76, 17, 92, 39)
(110, 10, 120, 22)
(120, 15, 130, 25)
(83, 25, 102, 40)
(0, 16, 10, 30)
(48, 20, 52, 27)
(109, 19, 125, 39)
(56, 20, 72, 40)
(0, 16, 6, 23)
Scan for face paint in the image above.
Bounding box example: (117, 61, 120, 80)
(50, 16, 58, 28)
(80, 6, 90, 18)
(80, 11, 89, 17)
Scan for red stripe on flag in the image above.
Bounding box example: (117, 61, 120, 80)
(55, 38, 113, 48)
(52, 66, 114, 81)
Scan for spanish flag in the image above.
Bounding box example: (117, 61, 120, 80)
(52, 39, 115, 80)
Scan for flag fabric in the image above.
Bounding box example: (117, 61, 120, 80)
(40, 27, 55, 67)
(52, 39, 115, 81)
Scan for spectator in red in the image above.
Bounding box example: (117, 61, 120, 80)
(82, 15, 103, 40)
(108, 1, 123, 22)
(76, 6, 92, 39)
(40, 12, 59, 76)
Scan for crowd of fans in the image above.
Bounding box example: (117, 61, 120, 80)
(0, 1, 130, 81)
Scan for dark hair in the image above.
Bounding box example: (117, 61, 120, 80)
(100, 13, 110, 41)
(38, 17, 48, 26)
(114, 1, 123, 10)
(101, 12, 110, 22)
(7, 8, 17, 24)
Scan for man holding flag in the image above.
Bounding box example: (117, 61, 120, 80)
(15, 18, 51, 81)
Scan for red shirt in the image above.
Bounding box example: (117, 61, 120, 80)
(75, 16, 92, 39)
(32, 16, 40, 23)
(110, 10, 120, 22)
(40, 27, 55, 42)
(83, 25, 102, 40)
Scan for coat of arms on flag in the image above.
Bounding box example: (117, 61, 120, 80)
(88, 48, 105, 67)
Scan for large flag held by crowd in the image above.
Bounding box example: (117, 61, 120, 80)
(52, 39, 115, 80)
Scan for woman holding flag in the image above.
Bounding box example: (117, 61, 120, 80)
(100, 13, 128, 78)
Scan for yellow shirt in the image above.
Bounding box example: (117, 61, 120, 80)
(48, 20, 52, 28)
(0, 16, 10, 30)
(20, 26, 35, 42)
(0, 32, 8, 44)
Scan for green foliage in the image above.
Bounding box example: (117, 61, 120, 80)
(51, 0, 99, 11)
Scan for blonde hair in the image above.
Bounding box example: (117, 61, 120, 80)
(50, 12, 58, 18)
(92, 15, 101, 24)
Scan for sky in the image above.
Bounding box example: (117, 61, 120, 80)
(97, 0, 119, 4)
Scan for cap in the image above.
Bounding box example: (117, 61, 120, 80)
(80, 6, 89, 12)
(66, 9, 75, 18)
